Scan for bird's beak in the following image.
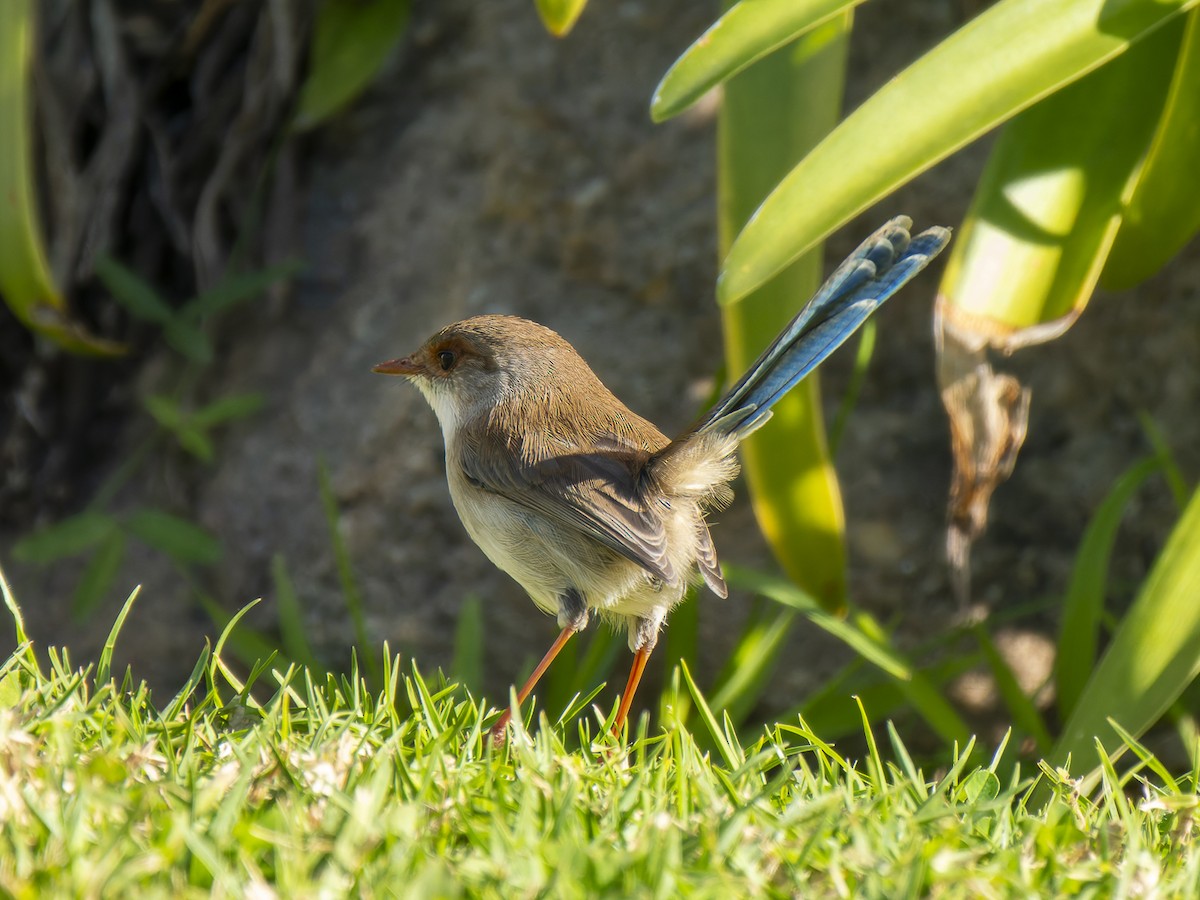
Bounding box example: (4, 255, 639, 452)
(372, 355, 421, 376)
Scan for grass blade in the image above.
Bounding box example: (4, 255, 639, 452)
(1051, 487, 1200, 769)
(1056, 456, 1160, 718)
(96, 586, 141, 685)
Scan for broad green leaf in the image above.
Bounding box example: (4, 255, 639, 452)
(163, 318, 214, 364)
(13, 512, 118, 563)
(145, 395, 217, 461)
(718, 0, 1199, 306)
(652, 0, 863, 121)
(534, 0, 588, 37)
(1103, 9, 1200, 290)
(0, 2, 122, 356)
(294, 0, 411, 131)
(1056, 457, 1161, 719)
(719, 15, 851, 610)
(173, 426, 216, 463)
(143, 394, 185, 429)
(71, 530, 126, 621)
(941, 20, 1182, 331)
(1050, 487, 1200, 769)
(191, 393, 265, 428)
(95, 256, 174, 324)
(186, 260, 304, 319)
(126, 509, 223, 566)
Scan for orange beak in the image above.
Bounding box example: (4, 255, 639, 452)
(372, 355, 421, 376)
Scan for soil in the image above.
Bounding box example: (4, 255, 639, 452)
(2, 0, 1197, 740)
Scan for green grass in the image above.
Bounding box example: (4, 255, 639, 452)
(3, 584, 1200, 897)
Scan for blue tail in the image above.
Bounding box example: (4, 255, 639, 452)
(699, 216, 950, 438)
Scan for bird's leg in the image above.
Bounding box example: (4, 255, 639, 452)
(488, 589, 588, 745)
(612, 644, 652, 736)
(612, 614, 661, 736)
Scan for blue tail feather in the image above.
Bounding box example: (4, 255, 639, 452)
(699, 217, 950, 438)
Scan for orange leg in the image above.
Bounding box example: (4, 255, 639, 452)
(488, 626, 576, 745)
(612, 645, 652, 736)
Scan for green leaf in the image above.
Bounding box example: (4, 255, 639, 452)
(143, 394, 185, 429)
(940, 19, 1183, 331)
(174, 423, 215, 462)
(186, 261, 304, 319)
(163, 318, 214, 364)
(13, 512, 118, 563)
(126, 509, 223, 566)
(71, 531, 127, 622)
(1102, 9, 1200, 290)
(0, 3, 123, 356)
(718, 14, 851, 609)
(144, 395, 217, 462)
(534, 0, 588, 37)
(94, 256, 174, 324)
(1050, 486, 1200, 770)
(294, 0, 411, 131)
(975, 625, 1052, 753)
(652, 0, 863, 121)
(1056, 457, 1161, 719)
(717, 0, 1199, 306)
(190, 393, 265, 428)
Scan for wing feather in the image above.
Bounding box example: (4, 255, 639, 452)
(458, 427, 679, 585)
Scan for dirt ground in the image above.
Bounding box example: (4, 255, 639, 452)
(2, 0, 1197, 736)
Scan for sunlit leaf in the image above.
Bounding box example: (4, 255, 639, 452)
(940, 20, 1183, 332)
(1102, 9, 1200, 290)
(718, 0, 1199, 306)
(652, 0, 862, 121)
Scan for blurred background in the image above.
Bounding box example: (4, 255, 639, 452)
(2, 0, 1197, 757)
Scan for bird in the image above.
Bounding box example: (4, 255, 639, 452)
(373, 216, 950, 742)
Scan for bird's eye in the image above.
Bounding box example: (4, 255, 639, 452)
(437, 349, 457, 372)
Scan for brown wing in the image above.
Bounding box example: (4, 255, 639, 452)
(458, 425, 680, 586)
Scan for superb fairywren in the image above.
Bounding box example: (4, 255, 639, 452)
(374, 217, 949, 741)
